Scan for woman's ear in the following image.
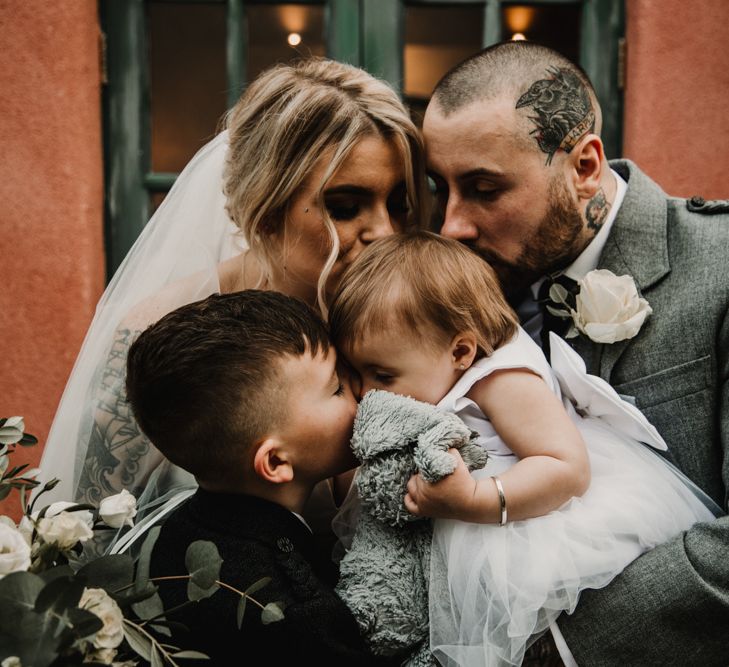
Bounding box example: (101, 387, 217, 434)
(450, 331, 478, 370)
(567, 134, 605, 200)
(253, 438, 294, 484)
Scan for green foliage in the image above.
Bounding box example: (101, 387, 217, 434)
(0, 417, 286, 666)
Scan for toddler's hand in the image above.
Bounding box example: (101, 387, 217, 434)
(404, 449, 478, 520)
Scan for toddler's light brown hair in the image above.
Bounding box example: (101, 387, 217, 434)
(329, 231, 518, 357)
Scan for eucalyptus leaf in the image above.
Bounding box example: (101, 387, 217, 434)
(236, 595, 247, 629)
(39, 564, 74, 583)
(135, 525, 162, 591)
(131, 587, 165, 622)
(549, 283, 570, 304)
(184, 541, 222, 601)
(0, 484, 11, 502)
(187, 578, 219, 602)
(565, 326, 580, 339)
(260, 601, 285, 625)
(151, 641, 167, 667)
(184, 541, 223, 588)
(171, 650, 210, 659)
(147, 620, 172, 638)
(65, 606, 104, 641)
(123, 619, 153, 661)
(77, 553, 134, 590)
(0, 452, 8, 476)
(34, 576, 85, 613)
(545, 304, 572, 319)
(244, 576, 271, 596)
(19, 433, 39, 445)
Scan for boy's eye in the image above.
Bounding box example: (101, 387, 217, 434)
(326, 199, 360, 221)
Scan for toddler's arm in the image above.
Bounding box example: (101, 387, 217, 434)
(404, 368, 590, 523)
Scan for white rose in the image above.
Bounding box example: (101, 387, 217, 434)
(2, 657, 22, 667)
(572, 269, 652, 344)
(0, 521, 31, 578)
(99, 490, 137, 529)
(36, 511, 94, 549)
(40, 501, 94, 526)
(79, 587, 125, 650)
(84, 647, 117, 665)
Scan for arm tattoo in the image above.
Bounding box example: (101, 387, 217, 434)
(516, 67, 595, 165)
(585, 189, 610, 232)
(75, 327, 163, 505)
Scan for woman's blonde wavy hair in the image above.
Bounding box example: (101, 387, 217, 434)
(223, 58, 428, 315)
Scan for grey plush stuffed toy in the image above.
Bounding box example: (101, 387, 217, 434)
(336, 389, 488, 666)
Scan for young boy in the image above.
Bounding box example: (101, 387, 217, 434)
(125, 290, 389, 666)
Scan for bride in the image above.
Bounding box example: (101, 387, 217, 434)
(38, 58, 428, 526)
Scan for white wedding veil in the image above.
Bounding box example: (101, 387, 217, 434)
(38, 130, 243, 510)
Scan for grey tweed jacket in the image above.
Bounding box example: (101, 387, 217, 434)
(558, 160, 729, 665)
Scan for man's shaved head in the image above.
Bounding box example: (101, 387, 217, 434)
(432, 41, 602, 165)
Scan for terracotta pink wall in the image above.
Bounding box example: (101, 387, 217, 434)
(623, 0, 729, 198)
(0, 1, 104, 518)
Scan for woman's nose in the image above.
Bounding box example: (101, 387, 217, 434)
(362, 208, 396, 243)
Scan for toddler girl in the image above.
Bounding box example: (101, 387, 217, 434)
(329, 231, 720, 667)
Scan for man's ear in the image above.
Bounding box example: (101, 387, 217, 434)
(450, 331, 478, 370)
(567, 133, 605, 200)
(252, 438, 294, 484)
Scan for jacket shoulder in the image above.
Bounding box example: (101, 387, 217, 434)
(684, 195, 729, 214)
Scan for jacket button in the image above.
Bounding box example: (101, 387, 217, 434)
(690, 195, 705, 207)
(276, 537, 294, 553)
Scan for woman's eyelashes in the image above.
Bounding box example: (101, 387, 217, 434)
(334, 381, 346, 396)
(326, 198, 360, 221)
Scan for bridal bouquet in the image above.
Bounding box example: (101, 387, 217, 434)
(0, 417, 283, 667)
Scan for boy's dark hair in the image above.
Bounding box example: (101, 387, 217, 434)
(126, 290, 330, 484)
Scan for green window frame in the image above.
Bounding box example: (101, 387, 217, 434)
(102, 0, 624, 276)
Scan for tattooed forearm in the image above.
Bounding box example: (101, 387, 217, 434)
(75, 327, 163, 504)
(516, 67, 595, 165)
(585, 189, 610, 232)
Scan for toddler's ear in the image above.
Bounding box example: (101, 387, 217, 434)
(253, 439, 294, 484)
(450, 331, 478, 370)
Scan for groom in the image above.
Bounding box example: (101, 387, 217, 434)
(423, 41, 729, 665)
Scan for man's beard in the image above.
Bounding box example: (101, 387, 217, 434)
(472, 176, 586, 301)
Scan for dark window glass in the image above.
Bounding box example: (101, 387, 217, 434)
(147, 2, 228, 174)
(404, 4, 484, 125)
(502, 4, 582, 63)
(247, 4, 326, 81)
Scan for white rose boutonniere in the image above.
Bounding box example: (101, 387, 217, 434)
(99, 489, 137, 529)
(36, 510, 94, 550)
(548, 269, 652, 344)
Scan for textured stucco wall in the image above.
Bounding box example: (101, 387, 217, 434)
(623, 0, 729, 198)
(0, 1, 104, 517)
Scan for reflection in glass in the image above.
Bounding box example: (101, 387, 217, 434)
(502, 4, 582, 63)
(148, 2, 227, 174)
(404, 5, 484, 125)
(247, 4, 325, 82)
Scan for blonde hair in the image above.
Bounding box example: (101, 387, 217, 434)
(329, 231, 518, 357)
(223, 58, 428, 314)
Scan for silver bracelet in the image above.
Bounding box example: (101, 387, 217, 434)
(491, 475, 507, 526)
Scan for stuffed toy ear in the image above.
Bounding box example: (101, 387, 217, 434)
(414, 416, 485, 482)
(351, 390, 454, 462)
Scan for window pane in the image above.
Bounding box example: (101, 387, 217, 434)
(247, 4, 326, 82)
(502, 4, 582, 63)
(404, 4, 484, 125)
(147, 2, 228, 174)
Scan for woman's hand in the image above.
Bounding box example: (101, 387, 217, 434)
(404, 449, 485, 521)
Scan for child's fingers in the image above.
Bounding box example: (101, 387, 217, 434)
(404, 491, 420, 515)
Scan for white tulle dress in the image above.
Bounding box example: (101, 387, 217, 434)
(428, 328, 720, 667)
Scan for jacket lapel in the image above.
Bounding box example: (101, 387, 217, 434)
(589, 160, 671, 381)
